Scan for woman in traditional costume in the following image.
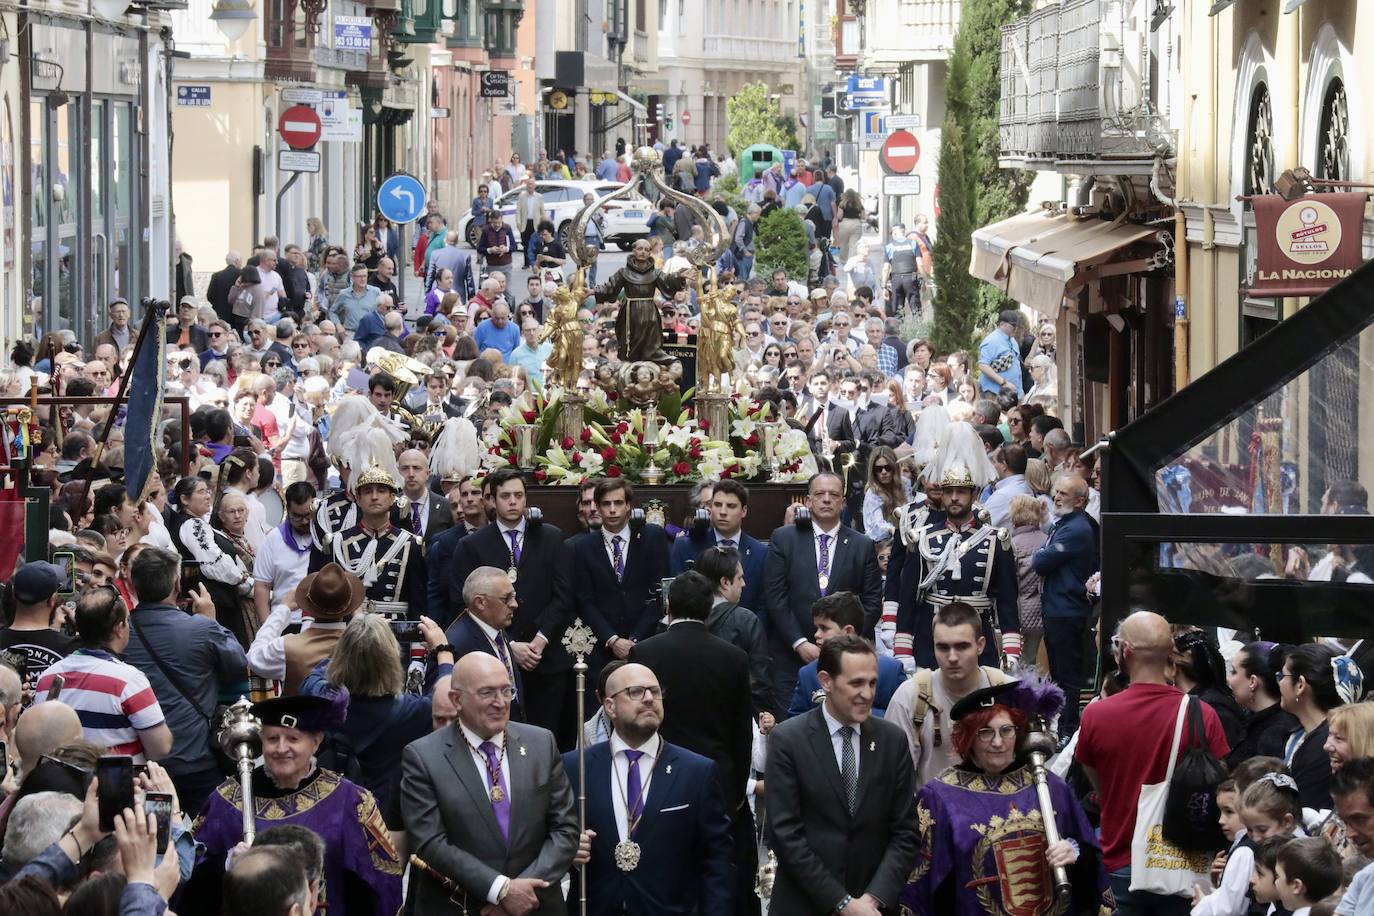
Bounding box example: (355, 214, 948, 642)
(187, 694, 403, 916)
(901, 676, 1111, 916)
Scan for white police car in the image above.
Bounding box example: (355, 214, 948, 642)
(459, 180, 651, 252)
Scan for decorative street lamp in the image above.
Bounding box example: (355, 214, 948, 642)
(210, 0, 258, 41)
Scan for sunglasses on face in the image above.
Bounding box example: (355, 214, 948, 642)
(209, 331, 224, 338)
(874, 464, 892, 472)
(265, 361, 281, 368)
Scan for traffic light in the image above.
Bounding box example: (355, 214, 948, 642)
(654, 101, 665, 122)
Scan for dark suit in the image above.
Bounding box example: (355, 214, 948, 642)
(631, 621, 757, 916)
(281, 263, 311, 318)
(764, 524, 881, 715)
(668, 530, 767, 623)
(451, 521, 576, 748)
(765, 707, 918, 915)
(803, 400, 857, 458)
(564, 739, 734, 916)
(165, 322, 209, 353)
(206, 264, 241, 322)
(427, 523, 479, 627)
(443, 612, 526, 721)
(403, 491, 453, 543)
(402, 722, 578, 915)
(573, 524, 670, 664)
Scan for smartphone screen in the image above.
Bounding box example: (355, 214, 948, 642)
(144, 792, 174, 851)
(387, 619, 422, 644)
(52, 551, 76, 595)
(179, 562, 202, 610)
(96, 755, 135, 832)
(45, 674, 64, 701)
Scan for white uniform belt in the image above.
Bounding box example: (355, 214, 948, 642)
(365, 600, 410, 618)
(926, 593, 992, 609)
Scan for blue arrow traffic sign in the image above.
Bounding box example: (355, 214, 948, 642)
(376, 173, 427, 224)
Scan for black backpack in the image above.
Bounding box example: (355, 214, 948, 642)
(1162, 697, 1228, 852)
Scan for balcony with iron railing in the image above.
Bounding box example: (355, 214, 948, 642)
(855, 0, 959, 67)
(998, 0, 1174, 172)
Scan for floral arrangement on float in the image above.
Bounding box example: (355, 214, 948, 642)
(479, 387, 817, 486)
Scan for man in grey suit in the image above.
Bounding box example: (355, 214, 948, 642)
(402, 652, 579, 914)
(765, 634, 918, 915)
(515, 178, 546, 269)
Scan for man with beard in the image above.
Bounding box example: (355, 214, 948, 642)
(881, 465, 1020, 673)
(563, 663, 734, 914)
(593, 238, 696, 366)
(1032, 474, 1099, 737)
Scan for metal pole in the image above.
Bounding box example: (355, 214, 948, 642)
(576, 653, 588, 916)
(275, 170, 302, 245)
(399, 222, 407, 311)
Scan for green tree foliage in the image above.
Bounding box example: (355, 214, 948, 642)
(754, 208, 809, 282)
(710, 174, 749, 220)
(931, 0, 1033, 353)
(726, 83, 801, 157)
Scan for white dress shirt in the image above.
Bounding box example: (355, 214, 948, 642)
(820, 701, 860, 782)
(602, 526, 630, 572)
(713, 528, 742, 549)
(458, 722, 513, 904)
(496, 518, 528, 566)
(609, 731, 662, 844)
(795, 522, 842, 649)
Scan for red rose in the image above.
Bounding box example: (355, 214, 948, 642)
(488, 445, 500, 454)
(532, 469, 547, 482)
(607, 465, 622, 478)
(572, 450, 583, 463)
(616, 421, 630, 434)
(689, 445, 703, 460)
(690, 437, 701, 447)
(522, 410, 537, 423)
(609, 431, 622, 444)
(673, 461, 690, 476)
(699, 418, 710, 431)
(561, 436, 575, 449)
(580, 428, 593, 442)
(607, 391, 619, 400)
(601, 446, 618, 462)
(745, 432, 760, 446)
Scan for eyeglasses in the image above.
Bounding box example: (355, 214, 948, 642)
(611, 684, 664, 702)
(482, 592, 518, 605)
(265, 361, 281, 368)
(873, 464, 892, 473)
(747, 331, 762, 338)
(469, 685, 517, 701)
(1009, 417, 1023, 426)
(293, 341, 310, 349)
(975, 724, 1019, 744)
(209, 331, 224, 338)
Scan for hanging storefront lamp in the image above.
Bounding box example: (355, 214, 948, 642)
(91, 0, 130, 20)
(210, 0, 258, 41)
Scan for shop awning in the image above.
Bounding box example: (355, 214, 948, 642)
(969, 211, 1159, 319)
(1208, 0, 1238, 15)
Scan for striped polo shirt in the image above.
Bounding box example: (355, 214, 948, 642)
(35, 648, 166, 762)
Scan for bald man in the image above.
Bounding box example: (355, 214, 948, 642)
(1032, 473, 1099, 738)
(562, 662, 734, 915)
(15, 700, 83, 777)
(401, 652, 577, 915)
(397, 448, 452, 543)
(0, 664, 20, 752)
(1075, 612, 1229, 911)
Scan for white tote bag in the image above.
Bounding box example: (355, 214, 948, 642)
(1129, 695, 1214, 895)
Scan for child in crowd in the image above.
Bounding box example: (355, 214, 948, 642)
(1252, 836, 1296, 916)
(1242, 773, 1305, 842)
(1194, 761, 1293, 916)
(1274, 838, 1344, 916)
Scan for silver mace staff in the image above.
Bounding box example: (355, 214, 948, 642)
(217, 697, 263, 844)
(562, 618, 598, 916)
(1023, 714, 1072, 895)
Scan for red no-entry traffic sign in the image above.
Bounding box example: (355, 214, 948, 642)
(681, 110, 692, 126)
(278, 104, 322, 150)
(880, 129, 920, 175)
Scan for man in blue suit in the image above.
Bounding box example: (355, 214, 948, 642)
(765, 471, 882, 716)
(445, 566, 526, 723)
(562, 662, 734, 915)
(789, 592, 906, 720)
(572, 480, 670, 678)
(426, 482, 484, 628)
(668, 479, 767, 620)
(1032, 473, 1100, 738)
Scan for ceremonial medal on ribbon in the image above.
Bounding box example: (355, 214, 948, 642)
(614, 840, 642, 872)
(507, 566, 518, 583)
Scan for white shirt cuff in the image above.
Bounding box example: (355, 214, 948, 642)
(487, 875, 509, 906)
(791, 638, 807, 650)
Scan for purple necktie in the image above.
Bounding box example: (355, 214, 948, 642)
(493, 632, 517, 699)
(411, 501, 422, 533)
(507, 529, 522, 565)
(612, 535, 625, 581)
(480, 740, 510, 841)
(624, 749, 645, 825)
(720, 538, 736, 550)
(818, 533, 832, 593)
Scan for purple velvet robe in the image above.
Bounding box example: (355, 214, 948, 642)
(901, 762, 1112, 916)
(192, 767, 403, 916)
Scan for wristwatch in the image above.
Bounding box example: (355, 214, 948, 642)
(834, 895, 852, 913)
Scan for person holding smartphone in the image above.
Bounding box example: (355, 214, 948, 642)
(0, 561, 79, 695)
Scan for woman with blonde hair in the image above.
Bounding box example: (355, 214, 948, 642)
(1026, 353, 1058, 402)
(299, 611, 454, 830)
(862, 445, 910, 542)
(306, 216, 329, 272)
(1024, 457, 1056, 530)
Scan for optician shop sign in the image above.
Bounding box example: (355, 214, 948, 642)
(1248, 193, 1369, 297)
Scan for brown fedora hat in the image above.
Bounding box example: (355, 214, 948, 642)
(295, 563, 365, 621)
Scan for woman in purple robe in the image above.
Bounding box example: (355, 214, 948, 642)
(901, 677, 1112, 916)
(185, 694, 403, 916)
